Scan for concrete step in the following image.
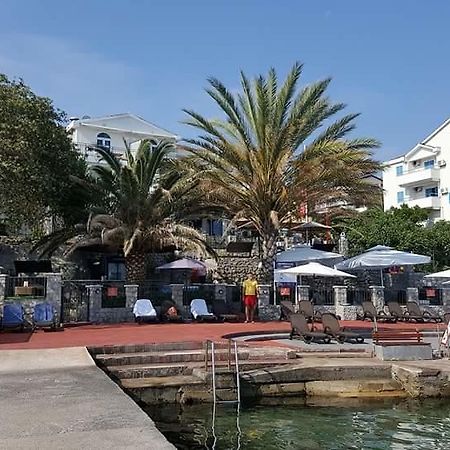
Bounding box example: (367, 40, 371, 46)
(297, 352, 373, 359)
(89, 340, 236, 355)
(120, 374, 205, 390)
(108, 359, 294, 380)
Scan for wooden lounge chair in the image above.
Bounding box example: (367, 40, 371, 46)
(387, 301, 418, 322)
(298, 300, 322, 322)
(321, 313, 364, 343)
(280, 300, 296, 320)
(289, 313, 331, 343)
(360, 301, 396, 323)
(406, 301, 442, 323)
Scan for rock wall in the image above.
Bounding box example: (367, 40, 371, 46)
(216, 256, 259, 284)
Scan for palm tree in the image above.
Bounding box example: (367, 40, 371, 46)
(35, 140, 212, 282)
(183, 62, 381, 283)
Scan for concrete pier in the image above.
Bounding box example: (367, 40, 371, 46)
(0, 347, 174, 449)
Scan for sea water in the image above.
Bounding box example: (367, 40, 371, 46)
(145, 398, 450, 449)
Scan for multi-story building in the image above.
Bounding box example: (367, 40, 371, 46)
(67, 113, 178, 164)
(383, 118, 450, 223)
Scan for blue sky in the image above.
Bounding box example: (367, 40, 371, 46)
(1, 0, 450, 160)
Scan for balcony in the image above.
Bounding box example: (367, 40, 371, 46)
(397, 167, 440, 187)
(404, 195, 440, 209)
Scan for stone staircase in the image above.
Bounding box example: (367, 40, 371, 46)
(89, 341, 297, 404)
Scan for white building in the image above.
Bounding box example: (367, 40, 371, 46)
(383, 118, 450, 223)
(67, 113, 178, 164)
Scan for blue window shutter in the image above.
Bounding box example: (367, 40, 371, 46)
(397, 191, 404, 204)
(396, 166, 403, 176)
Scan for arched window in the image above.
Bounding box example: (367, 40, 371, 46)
(97, 132, 111, 150)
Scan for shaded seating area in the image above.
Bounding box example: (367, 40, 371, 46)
(133, 299, 159, 324)
(406, 301, 442, 323)
(321, 313, 364, 343)
(190, 299, 217, 322)
(358, 301, 397, 323)
(289, 313, 331, 343)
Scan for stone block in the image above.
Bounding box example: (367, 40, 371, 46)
(258, 305, 281, 321)
(374, 343, 432, 361)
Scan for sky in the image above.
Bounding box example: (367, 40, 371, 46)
(1, 0, 450, 161)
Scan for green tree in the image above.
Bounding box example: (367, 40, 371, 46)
(0, 74, 88, 231)
(36, 140, 212, 282)
(183, 63, 380, 282)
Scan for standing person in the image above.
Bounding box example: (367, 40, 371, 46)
(242, 273, 258, 323)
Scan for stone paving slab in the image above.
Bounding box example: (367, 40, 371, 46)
(0, 348, 174, 449)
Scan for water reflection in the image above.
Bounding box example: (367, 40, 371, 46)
(144, 398, 450, 450)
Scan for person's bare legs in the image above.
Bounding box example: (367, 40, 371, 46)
(250, 305, 255, 322)
(245, 305, 250, 322)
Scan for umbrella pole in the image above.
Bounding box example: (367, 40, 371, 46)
(380, 269, 384, 288)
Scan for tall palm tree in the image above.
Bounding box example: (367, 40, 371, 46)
(35, 140, 212, 282)
(183, 62, 381, 283)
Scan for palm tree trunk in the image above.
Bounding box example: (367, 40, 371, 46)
(125, 250, 146, 283)
(259, 234, 277, 284)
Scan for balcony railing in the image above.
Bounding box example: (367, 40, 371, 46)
(404, 194, 440, 209)
(397, 167, 440, 187)
(74, 142, 127, 161)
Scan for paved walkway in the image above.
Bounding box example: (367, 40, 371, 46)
(0, 320, 444, 350)
(0, 347, 174, 449)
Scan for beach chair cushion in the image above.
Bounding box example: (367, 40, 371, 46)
(2, 303, 24, 327)
(33, 303, 54, 325)
(133, 299, 157, 318)
(190, 299, 214, 319)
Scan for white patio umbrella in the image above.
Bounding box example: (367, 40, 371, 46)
(424, 269, 450, 278)
(278, 262, 355, 304)
(335, 247, 431, 286)
(276, 245, 343, 267)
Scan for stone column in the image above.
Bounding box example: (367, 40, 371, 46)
(370, 286, 385, 312)
(258, 284, 280, 321)
(86, 284, 102, 323)
(334, 285, 356, 320)
(125, 284, 139, 309)
(214, 284, 227, 302)
(407, 287, 420, 304)
(295, 285, 310, 306)
(44, 273, 62, 324)
(442, 288, 450, 308)
(0, 274, 7, 307)
(171, 284, 184, 308)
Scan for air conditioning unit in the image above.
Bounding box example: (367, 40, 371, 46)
(441, 187, 448, 194)
(438, 160, 446, 167)
(414, 186, 423, 192)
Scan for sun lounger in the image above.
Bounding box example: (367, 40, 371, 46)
(321, 313, 364, 343)
(1, 303, 25, 331)
(33, 302, 57, 329)
(289, 313, 331, 343)
(360, 301, 396, 323)
(133, 299, 159, 324)
(298, 300, 322, 322)
(406, 301, 442, 323)
(387, 301, 421, 322)
(280, 300, 296, 320)
(190, 299, 217, 322)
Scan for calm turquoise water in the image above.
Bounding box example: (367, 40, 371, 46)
(145, 399, 450, 450)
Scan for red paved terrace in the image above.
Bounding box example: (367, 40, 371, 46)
(0, 320, 445, 350)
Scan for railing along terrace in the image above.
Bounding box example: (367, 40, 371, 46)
(6, 276, 47, 298)
(309, 288, 334, 306)
(384, 288, 407, 305)
(101, 281, 126, 308)
(183, 283, 216, 306)
(138, 282, 172, 306)
(418, 287, 443, 306)
(347, 287, 371, 306)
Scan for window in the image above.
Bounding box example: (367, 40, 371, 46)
(107, 261, 126, 280)
(96, 132, 111, 150)
(396, 166, 403, 176)
(425, 187, 438, 197)
(424, 160, 435, 169)
(397, 191, 404, 204)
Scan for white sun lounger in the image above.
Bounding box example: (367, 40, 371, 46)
(133, 299, 158, 323)
(190, 298, 217, 321)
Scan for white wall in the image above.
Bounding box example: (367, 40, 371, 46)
(383, 159, 403, 210)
